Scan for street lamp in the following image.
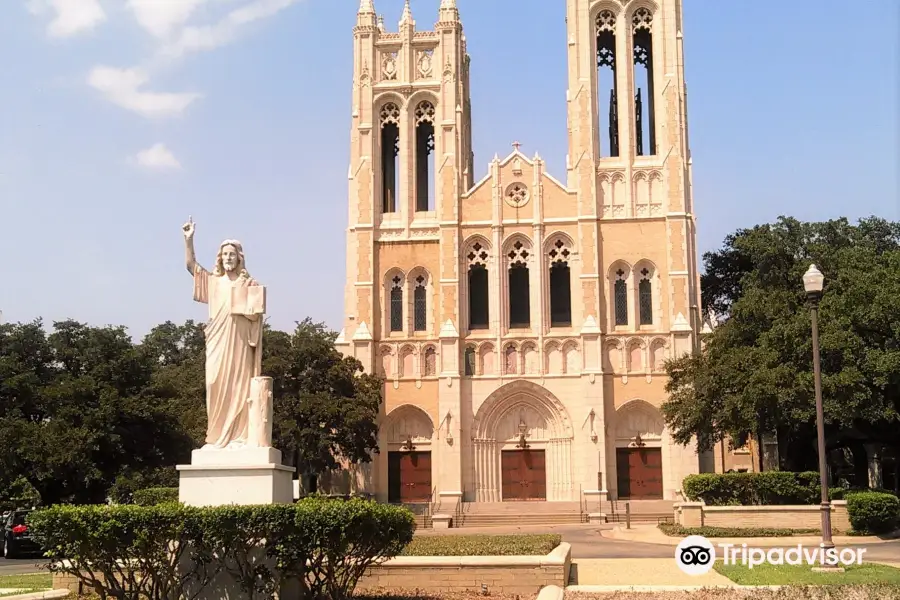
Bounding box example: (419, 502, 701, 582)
(803, 264, 833, 550)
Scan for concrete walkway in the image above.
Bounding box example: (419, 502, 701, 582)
(570, 558, 733, 587)
(603, 524, 900, 547)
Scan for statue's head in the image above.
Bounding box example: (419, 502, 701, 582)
(213, 239, 250, 278)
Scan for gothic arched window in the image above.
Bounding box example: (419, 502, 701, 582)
(390, 275, 403, 332)
(414, 275, 427, 331)
(507, 240, 531, 328)
(548, 238, 572, 327)
(614, 269, 628, 326)
(466, 241, 490, 330)
(638, 268, 653, 325)
(595, 9, 619, 158)
(414, 100, 436, 212)
(379, 103, 400, 213)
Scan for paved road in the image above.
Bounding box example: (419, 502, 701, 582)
(0, 557, 48, 575)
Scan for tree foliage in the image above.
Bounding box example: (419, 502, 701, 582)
(663, 217, 900, 471)
(0, 316, 382, 506)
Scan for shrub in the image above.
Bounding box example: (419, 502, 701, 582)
(29, 498, 416, 600)
(402, 534, 561, 556)
(831, 487, 898, 500)
(131, 487, 179, 506)
(682, 472, 845, 506)
(659, 524, 826, 538)
(847, 491, 900, 535)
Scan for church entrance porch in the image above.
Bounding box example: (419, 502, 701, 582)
(471, 381, 575, 502)
(388, 451, 432, 503)
(615, 447, 663, 499)
(500, 449, 546, 501)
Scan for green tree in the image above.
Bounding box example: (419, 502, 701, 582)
(266, 319, 382, 482)
(663, 217, 900, 476)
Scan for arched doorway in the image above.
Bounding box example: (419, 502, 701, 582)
(614, 399, 665, 499)
(472, 381, 574, 502)
(384, 405, 435, 504)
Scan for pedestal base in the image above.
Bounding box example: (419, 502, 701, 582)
(177, 447, 295, 507)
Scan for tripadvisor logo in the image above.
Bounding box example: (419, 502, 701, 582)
(675, 535, 867, 575)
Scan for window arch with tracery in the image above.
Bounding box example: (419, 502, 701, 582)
(466, 240, 491, 330)
(506, 239, 532, 328)
(379, 102, 401, 213)
(414, 274, 427, 331)
(414, 100, 436, 212)
(548, 237, 573, 327)
(389, 274, 404, 332)
(614, 268, 628, 326)
(638, 267, 653, 325)
(595, 9, 619, 158)
(632, 7, 656, 156)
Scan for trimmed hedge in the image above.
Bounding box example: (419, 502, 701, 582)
(131, 487, 179, 506)
(29, 498, 416, 600)
(658, 524, 826, 538)
(847, 491, 900, 535)
(682, 472, 842, 506)
(401, 534, 561, 556)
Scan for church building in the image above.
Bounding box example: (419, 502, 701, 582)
(335, 0, 738, 509)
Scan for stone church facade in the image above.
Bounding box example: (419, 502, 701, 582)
(336, 0, 735, 506)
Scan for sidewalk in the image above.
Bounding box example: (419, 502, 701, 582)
(601, 524, 900, 547)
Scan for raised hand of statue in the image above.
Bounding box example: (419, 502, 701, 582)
(182, 216, 195, 240)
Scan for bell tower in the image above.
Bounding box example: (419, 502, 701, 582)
(342, 0, 473, 370)
(565, 0, 701, 348)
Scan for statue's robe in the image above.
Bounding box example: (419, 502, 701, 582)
(192, 265, 263, 448)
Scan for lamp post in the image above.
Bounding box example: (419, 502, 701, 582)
(803, 264, 833, 550)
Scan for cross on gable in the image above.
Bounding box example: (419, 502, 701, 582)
(512, 141, 521, 152)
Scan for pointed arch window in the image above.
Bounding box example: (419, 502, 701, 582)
(614, 269, 628, 326)
(414, 275, 427, 331)
(595, 9, 619, 157)
(632, 8, 656, 156)
(638, 268, 653, 325)
(414, 101, 436, 212)
(548, 238, 572, 327)
(379, 103, 401, 213)
(467, 242, 490, 330)
(507, 240, 531, 328)
(390, 275, 403, 332)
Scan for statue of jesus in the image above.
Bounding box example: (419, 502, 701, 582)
(182, 217, 266, 450)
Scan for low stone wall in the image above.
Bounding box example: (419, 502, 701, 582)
(356, 543, 571, 596)
(674, 500, 851, 531)
(52, 543, 572, 598)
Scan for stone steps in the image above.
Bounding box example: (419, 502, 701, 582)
(456, 512, 585, 527)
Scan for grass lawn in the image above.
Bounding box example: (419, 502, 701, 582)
(713, 561, 900, 585)
(400, 533, 561, 556)
(0, 573, 52, 597)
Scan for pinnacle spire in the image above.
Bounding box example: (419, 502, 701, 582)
(358, 0, 375, 14)
(399, 0, 413, 25)
(440, 0, 456, 8)
(377, 14, 385, 31)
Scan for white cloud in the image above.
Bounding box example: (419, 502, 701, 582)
(87, 66, 201, 118)
(127, 0, 208, 39)
(163, 0, 299, 57)
(134, 143, 181, 170)
(27, 0, 106, 38)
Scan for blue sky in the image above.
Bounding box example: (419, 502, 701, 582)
(1, 0, 897, 339)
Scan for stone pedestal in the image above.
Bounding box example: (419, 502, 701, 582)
(177, 447, 295, 507)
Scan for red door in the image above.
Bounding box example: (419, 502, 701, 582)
(388, 451, 432, 503)
(501, 450, 547, 501)
(616, 448, 663, 499)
